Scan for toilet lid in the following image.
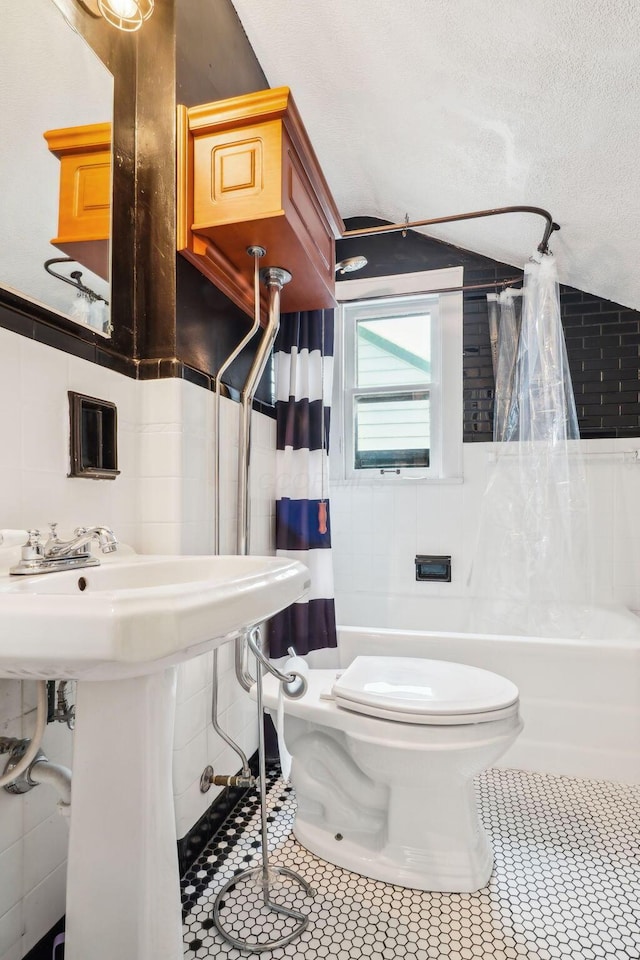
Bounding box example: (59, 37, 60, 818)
(332, 656, 519, 723)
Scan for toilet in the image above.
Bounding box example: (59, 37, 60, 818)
(259, 655, 522, 892)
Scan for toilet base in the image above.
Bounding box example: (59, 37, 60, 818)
(292, 817, 494, 892)
(259, 667, 522, 895)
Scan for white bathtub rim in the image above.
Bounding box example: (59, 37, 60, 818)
(337, 622, 640, 652)
(336, 594, 640, 643)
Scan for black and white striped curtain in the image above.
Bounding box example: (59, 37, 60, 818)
(269, 310, 337, 658)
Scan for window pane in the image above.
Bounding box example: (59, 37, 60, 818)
(354, 392, 430, 469)
(356, 313, 430, 387)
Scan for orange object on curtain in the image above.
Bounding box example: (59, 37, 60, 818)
(318, 500, 328, 534)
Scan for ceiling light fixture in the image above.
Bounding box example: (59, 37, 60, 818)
(98, 0, 154, 32)
(75, 0, 154, 32)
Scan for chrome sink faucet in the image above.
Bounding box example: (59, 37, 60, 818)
(10, 524, 118, 576)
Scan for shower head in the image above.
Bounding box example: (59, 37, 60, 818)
(335, 255, 368, 275)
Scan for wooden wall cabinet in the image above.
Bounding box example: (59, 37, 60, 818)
(177, 87, 344, 319)
(44, 122, 112, 281)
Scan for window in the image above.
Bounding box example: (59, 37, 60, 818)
(333, 268, 463, 482)
(348, 297, 435, 471)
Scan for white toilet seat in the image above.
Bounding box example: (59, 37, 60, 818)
(332, 656, 519, 725)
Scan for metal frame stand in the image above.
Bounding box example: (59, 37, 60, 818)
(213, 631, 313, 952)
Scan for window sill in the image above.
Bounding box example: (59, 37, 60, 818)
(330, 475, 464, 487)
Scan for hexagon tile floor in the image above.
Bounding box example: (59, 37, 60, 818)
(181, 765, 640, 959)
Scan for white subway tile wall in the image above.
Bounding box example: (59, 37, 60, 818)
(0, 326, 277, 959)
(331, 439, 640, 621)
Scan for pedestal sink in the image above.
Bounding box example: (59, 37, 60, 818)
(0, 552, 310, 960)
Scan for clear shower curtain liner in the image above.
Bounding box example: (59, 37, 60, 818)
(504, 256, 579, 444)
(488, 288, 522, 443)
(269, 309, 338, 659)
(470, 254, 592, 637)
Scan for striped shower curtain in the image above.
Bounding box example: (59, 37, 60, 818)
(269, 309, 337, 658)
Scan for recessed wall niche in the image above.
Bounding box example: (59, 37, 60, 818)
(69, 391, 119, 479)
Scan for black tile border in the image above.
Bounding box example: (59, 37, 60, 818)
(23, 916, 65, 960)
(252, 396, 276, 418)
(95, 347, 136, 378)
(0, 291, 136, 378)
(0, 296, 277, 420)
(138, 360, 275, 417)
(177, 751, 260, 877)
(180, 759, 285, 924)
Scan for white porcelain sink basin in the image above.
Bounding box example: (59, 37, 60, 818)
(0, 547, 310, 960)
(0, 553, 310, 680)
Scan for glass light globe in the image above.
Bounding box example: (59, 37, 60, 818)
(97, 0, 154, 32)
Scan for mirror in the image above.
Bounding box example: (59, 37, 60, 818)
(0, 0, 114, 335)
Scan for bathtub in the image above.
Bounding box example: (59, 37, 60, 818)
(307, 598, 640, 784)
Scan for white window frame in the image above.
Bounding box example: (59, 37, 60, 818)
(344, 293, 441, 477)
(332, 267, 463, 484)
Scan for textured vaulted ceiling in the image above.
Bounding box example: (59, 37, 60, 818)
(231, 0, 640, 309)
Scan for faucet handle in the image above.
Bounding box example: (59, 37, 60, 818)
(22, 530, 44, 561)
(74, 526, 87, 537)
(47, 522, 59, 541)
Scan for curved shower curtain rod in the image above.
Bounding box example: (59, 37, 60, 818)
(44, 257, 109, 305)
(341, 205, 561, 256)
